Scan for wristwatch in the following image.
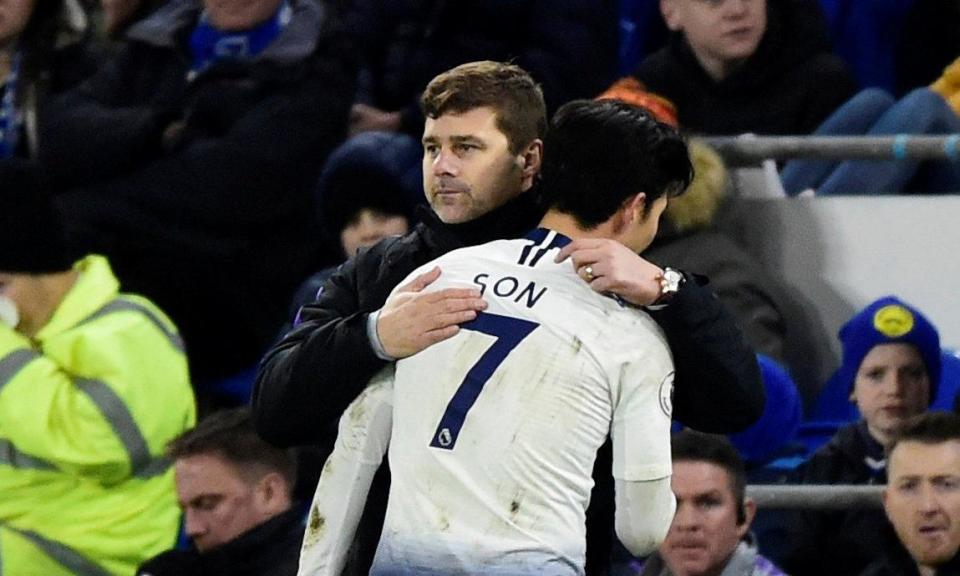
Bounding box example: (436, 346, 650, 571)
(654, 268, 685, 306)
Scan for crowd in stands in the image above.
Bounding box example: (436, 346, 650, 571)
(1, 0, 959, 573)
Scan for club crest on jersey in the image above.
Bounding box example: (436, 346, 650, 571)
(659, 372, 675, 417)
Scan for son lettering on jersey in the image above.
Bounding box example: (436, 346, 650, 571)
(473, 273, 548, 310)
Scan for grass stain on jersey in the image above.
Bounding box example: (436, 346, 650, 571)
(508, 489, 526, 521)
(571, 336, 582, 354)
(303, 505, 326, 546)
(348, 395, 366, 424)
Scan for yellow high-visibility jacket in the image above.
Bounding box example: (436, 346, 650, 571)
(0, 255, 196, 575)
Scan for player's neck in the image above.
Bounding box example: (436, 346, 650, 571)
(538, 210, 618, 242)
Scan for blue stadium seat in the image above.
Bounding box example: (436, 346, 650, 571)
(932, 349, 960, 411)
(729, 355, 803, 465)
(198, 364, 258, 407)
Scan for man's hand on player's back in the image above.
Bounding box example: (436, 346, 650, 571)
(376, 266, 488, 359)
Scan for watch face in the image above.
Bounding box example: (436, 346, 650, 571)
(663, 269, 683, 290)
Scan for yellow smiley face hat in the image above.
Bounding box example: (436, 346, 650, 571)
(835, 296, 941, 401)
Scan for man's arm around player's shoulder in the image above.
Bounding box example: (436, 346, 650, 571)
(647, 273, 764, 433)
(252, 238, 404, 447)
(252, 229, 487, 448)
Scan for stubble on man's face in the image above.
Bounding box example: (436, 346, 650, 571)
(422, 107, 525, 224)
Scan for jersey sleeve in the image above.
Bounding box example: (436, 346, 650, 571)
(298, 366, 394, 576)
(610, 343, 674, 482)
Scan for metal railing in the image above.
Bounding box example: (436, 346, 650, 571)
(704, 135, 960, 167)
(746, 484, 884, 510)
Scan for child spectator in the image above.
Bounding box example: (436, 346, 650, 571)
(781, 296, 941, 575)
(627, 0, 857, 135)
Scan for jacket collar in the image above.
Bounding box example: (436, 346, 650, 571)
(417, 189, 545, 254)
(640, 541, 763, 576)
(35, 255, 119, 343)
(198, 507, 303, 572)
(871, 538, 960, 576)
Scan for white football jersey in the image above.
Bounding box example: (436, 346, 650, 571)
(371, 229, 675, 576)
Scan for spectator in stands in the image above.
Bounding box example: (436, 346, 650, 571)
(863, 411, 960, 575)
(317, 131, 416, 263)
(642, 137, 788, 364)
(779, 86, 960, 196)
(781, 296, 941, 575)
(625, 0, 856, 136)
(137, 408, 302, 576)
(287, 142, 415, 326)
(36, 0, 356, 383)
(0, 0, 96, 161)
(0, 167, 196, 576)
(310, 0, 622, 265)
(628, 431, 786, 576)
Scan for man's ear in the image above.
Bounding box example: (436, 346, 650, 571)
(660, 0, 683, 31)
(518, 139, 543, 190)
(611, 192, 646, 235)
(737, 498, 757, 539)
(625, 192, 647, 223)
(256, 471, 289, 512)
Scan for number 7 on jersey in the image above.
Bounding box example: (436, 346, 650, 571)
(430, 312, 539, 450)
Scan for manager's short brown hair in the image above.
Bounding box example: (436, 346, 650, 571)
(421, 61, 547, 154)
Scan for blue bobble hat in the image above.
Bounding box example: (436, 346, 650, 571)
(835, 296, 941, 402)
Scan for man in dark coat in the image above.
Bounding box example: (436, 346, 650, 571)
(253, 60, 764, 575)
(861, 412, 960, 576)
(137, 408, 303, 576)
(631, 0, 857, 135)
(38, 0, 356, 382)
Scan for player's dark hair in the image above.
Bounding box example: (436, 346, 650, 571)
(168, 407, 297, 490)
(539, 99, 693, 229)
(672, 430, 748, 525)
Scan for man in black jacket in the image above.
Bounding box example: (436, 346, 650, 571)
(861, 412, 960, 576)
(253, 61, 763, 574)
(137, 408, 302, 576)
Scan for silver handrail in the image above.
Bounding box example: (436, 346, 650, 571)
(704, 135, 960, 167)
